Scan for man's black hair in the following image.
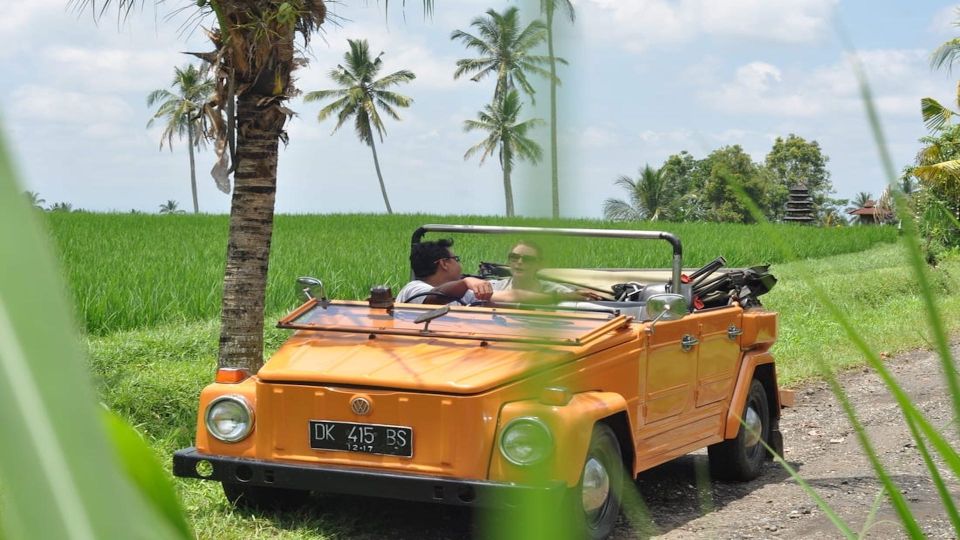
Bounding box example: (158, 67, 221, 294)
(411, 238, 455, 279)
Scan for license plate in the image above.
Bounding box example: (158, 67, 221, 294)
(309, 420, 413, 458)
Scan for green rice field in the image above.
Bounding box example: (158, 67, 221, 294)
(45, 213, 897, 335)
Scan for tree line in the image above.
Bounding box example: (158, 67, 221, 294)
(603, 134, 850, 225)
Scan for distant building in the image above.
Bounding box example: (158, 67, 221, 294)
(784, 184, 815, 224)
(847, 200, 892, 225)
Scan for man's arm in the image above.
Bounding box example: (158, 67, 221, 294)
(422, 277, 493, 304)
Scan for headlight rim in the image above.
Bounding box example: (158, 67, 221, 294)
(205, 394, 255, 443)
(498, 416, 554, 467)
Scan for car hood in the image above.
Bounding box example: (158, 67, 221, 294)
(257, 330, 632, 394)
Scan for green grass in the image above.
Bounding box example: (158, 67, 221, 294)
(46, 213, 897, 335)
(81, 238, 960, 540)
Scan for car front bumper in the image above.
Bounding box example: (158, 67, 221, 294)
(173, 447, 566, 508)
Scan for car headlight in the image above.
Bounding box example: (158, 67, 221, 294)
(205, 395, 254, 443)
(499, 417, 553, 466)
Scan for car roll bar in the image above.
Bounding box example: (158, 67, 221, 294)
(411, 224, 684, 295)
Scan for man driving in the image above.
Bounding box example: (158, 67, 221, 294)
(396, 239, 493, 304)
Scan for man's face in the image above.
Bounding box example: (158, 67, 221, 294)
(508, 244, 541, 281)
(435, 249, 462, 279)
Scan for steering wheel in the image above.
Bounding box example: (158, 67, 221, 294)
(402, 290, 467, 306)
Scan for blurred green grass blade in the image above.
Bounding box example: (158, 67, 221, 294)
(822, 369, 924, 537)
(903, 413, 960, 534)
(859, 487, 887, 538)
(0, 128, 186, 539)
(726, 176, 951, 537)
(102, 410, 192, 538)
(847, 48, 960, 439)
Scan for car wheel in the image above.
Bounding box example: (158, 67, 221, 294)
(708, 379, 771, 481)
(572, 423, 624, 540)
(221, 482, 309, 511)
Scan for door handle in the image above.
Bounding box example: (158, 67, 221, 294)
(681, 334, 699, 352)
(727, 324, 743, 340)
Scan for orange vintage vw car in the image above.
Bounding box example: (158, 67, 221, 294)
(173, 224, 788, 539)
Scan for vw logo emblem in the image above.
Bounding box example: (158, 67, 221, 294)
(350, 396, 372, 416)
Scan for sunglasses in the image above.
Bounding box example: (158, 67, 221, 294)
(508, 253, 540, 264)
(434, 255, 461, 264)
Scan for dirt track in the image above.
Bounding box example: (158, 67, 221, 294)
(615, 346, 960, 539)
(293, 347, 960, 539)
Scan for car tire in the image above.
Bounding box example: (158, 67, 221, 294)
(221, 482, 309, 511)
(571, 423, 624, 540)
(708, 379, 771, 481)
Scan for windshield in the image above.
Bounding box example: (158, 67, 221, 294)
(278, 301, 629, 346)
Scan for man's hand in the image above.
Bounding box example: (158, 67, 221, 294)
(463, 277, 493, 301)
(558, 289, 606, 302)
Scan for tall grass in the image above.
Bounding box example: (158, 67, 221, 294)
(46, 212, 896, 334)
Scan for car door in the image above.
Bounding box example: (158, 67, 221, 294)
(642, 316, 698, 424)
(693, 306, 743, 408)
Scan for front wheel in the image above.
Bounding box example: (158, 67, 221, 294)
(222, 482, 309, 511)
(572, 423, 624, 540)
(708, 379, 771, 481)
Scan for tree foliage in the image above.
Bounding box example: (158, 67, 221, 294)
(764, 134, 832, 220)
(304, 39, 415, 214)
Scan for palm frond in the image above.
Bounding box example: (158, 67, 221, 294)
(931, 38, 960, 72)
(921, 97, 956, 131)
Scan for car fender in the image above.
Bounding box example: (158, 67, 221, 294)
(194, 377, 259, 456)
(488, 392, 630, 487)
(723, 351, 779, 439)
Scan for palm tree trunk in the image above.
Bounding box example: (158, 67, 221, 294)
(502, 144, 514, 217)
(547, 10, 560, 219)
(368, 135, 393, 214)
(217, 93, 283, 372)
(187, 123, 199, 214)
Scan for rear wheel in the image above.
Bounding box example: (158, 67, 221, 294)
(572, 424, 624, 540)
(222, 482, 309, 511)
(708, 379, 770, 481)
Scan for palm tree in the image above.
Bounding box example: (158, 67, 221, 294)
(451, 7, 554, 104)
(23, 191, 45, 209)
(603, 165, 671, 222)
(464, 90, 544, 217)
(540, 0, 574, 218)
(852, 191, 873, 209)
(158, 200, 184, 214)
(147, 63, 214, 214)
(49, 202, 73, 213)
(81, 1, 433, 373)
(304, 39, 415, 214)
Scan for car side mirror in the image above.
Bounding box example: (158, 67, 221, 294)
(646, 293, 688, 333)
(297, 276, 328, 308)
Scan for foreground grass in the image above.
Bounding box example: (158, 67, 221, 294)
(48, 212, 896, 335)
(84, 240, 960, 539)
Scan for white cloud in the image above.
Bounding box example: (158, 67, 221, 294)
(707, 50, 941, 120)
(581, 0, 837, 53)
(10, 85, 133, 125)
(40, 46, 177, 93)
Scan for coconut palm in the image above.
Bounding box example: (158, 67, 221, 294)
(147, 63, 214, 214)
(304, 39, 415, 214)
(49, 202, 73, 213)
(540, 0, 574, 218)
(603, 165, 671, 222)
(852, 191, 873, 209)
(158, 200, 184, 214)
(451, 7, 554, 104)
(80, 1, 433, 373)
(23, 191, 45, 209)
(464, 90, 544, 217)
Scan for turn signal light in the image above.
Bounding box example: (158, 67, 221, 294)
(215, 368, 251, 384)
(539, 386, 572, 406)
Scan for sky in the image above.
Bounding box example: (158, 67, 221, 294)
(3, 0, 960, 218)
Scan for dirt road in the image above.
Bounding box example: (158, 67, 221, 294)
(615, 346, 960, 539)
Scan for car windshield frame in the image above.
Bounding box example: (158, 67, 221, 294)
(277, 300, 631, 347)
